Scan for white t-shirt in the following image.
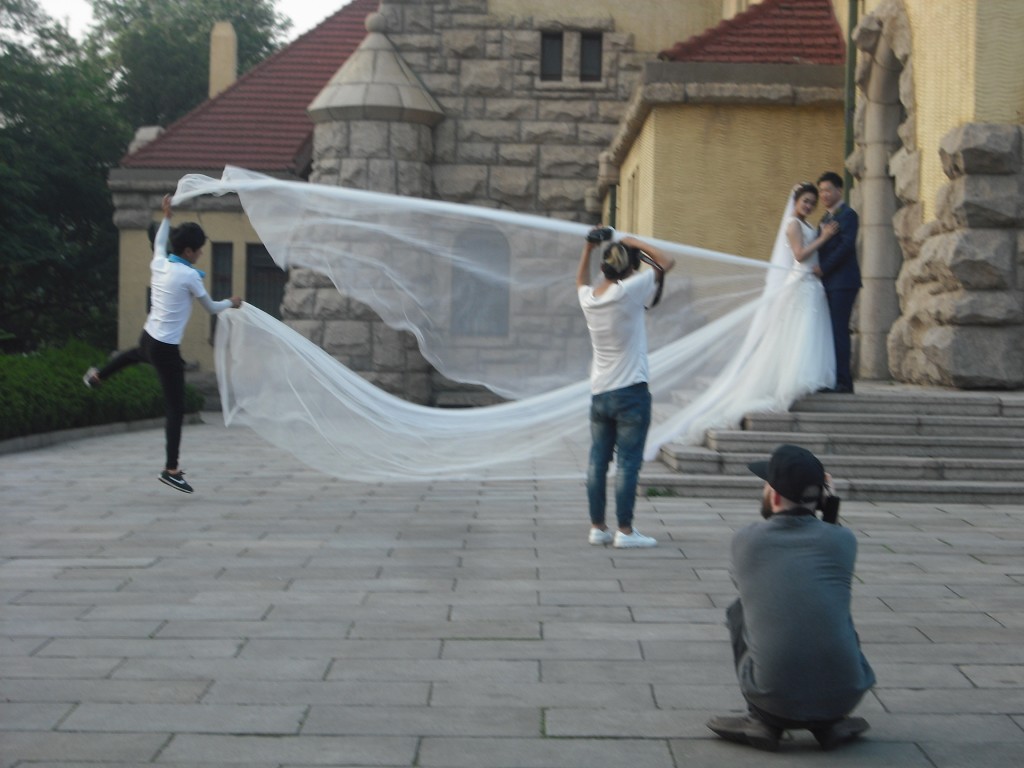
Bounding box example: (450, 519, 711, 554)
(143, 218, 231, 345)
(578, 268, 657, 395)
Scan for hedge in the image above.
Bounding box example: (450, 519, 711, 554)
(0, 341, 204, 441)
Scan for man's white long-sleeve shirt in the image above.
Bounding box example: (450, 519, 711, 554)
(143, 218, 231, 345)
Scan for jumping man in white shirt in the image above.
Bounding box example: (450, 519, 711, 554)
(84, 195, 242, 493)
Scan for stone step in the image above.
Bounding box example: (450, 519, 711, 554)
(741, 411, 1024, 438)
(651, 384, 1024, 501)
(702, 429, 1024, 459)
(792, 387, 1024, 418)
(660, 445, 1024, 482)
(639, 472, 1024, 505)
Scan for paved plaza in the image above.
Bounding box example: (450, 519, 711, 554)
(2, 415, 1024, 767)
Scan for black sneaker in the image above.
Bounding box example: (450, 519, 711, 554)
(812, 716, 869, 750)
(159, 470, 194, 493)
(83, 367, 101, 389)
(706, 714, 782, 752)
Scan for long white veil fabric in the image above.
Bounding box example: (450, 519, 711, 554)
(174, 167, 813, 482)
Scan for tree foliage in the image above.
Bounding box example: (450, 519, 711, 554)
(0, 0, 130, 352)
(1, 0, 289, 352)
(89, 0, 291, 128)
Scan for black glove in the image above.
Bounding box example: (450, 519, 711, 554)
(586, 226, 614, 244)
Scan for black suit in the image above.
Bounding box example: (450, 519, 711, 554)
(817, 204, 861, 392)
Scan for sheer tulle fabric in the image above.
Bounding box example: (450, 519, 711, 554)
(175, 167, 829, 481)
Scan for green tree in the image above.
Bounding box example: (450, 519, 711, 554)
(89, 0, 291, 128)
(0, 0, 130, 352)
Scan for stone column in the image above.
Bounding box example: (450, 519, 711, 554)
(857, 35, 903, 380)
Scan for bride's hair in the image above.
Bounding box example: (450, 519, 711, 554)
(792, 182, 818, 202)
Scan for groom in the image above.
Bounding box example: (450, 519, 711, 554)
(813, 172, 860, 394)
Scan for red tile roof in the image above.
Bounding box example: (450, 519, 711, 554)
(121, 0, 377, 174)
(658, 0, 845, 66)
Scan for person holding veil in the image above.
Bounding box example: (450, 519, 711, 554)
(644, 181, 840, 454)
(750, 181, 840, 402)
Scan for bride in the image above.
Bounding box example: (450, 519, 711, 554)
(642, 182, 838, 453)
(771, 181, 839, 394)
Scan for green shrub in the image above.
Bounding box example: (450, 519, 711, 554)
(0, 341, 204, 441)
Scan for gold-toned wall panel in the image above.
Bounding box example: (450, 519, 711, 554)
(118, 231, 153, 352)
(645, 103, 845, 262)
(617, 115, 657, 236)
(904, 0, 976, 221)
(975, 0, 1024, 124)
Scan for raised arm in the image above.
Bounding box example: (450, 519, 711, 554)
(576, 240, 598, 289)
(153, 194, 172, 260)
(620, 236, 676, 273)
(787, 219, 838, 263)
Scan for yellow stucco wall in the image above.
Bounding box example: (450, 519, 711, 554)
(618, 103, 844, 262)
(118, 211, 260, 371)
(617, 121, 656, 235)
(974, 0, 1024, 124)
(852, 0, 1024, 221)
(489, 0, 723, 53)
(901, 0, 976, 221)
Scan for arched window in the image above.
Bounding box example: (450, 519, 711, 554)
(451, 227, 510, 337)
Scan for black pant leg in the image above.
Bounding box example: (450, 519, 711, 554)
(97, 331, 149, 380)
(141, 333, 186, 471)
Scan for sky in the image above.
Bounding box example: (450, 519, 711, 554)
(35, 0, 356, 42)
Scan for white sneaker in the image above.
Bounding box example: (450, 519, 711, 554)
(588, 527, 613, 545)
(82, 367, 101, 389)
(613, 529, 657, 548)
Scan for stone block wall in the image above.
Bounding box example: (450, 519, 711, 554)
(887, 123, 1024, 388)
(378, 0, 646, 219)
(289, 0, 650, 405)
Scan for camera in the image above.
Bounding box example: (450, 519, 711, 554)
(818, 493, 840, 525)
(586, 226, 615, 243)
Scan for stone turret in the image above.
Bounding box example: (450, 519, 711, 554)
(281, 11, 446, 404)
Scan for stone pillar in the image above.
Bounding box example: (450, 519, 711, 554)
(888, 123, 1024, 388)
(857, 35, 903, 380)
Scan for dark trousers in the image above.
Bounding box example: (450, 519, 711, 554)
(726, 599, 840, 732)
(825, 288, 859, 391)
(99, 331, 185, 471)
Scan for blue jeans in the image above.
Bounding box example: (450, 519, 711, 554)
(586, 382, 652, 530)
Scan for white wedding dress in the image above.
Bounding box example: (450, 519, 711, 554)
(757, 215, 837, 397)
(642, 203, 837, 454)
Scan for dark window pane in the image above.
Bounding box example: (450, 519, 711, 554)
(211, 243, 233, 299)
(245, 244, 286, 320)
(451, 227, 510, 337)
(540, 31, 563, 81)
(210, 242, 233, 339)
(581, 32, 602, 81)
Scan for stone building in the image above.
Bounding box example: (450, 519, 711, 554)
(108, 0, 1024, 405)
(112, 0, 821, 404)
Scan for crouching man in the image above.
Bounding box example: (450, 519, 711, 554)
(707, 444, 875, 751)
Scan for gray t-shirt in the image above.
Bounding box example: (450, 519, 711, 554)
(731, 513, 876, 722)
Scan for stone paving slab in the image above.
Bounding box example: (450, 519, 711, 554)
(2, 415, 1024, 767)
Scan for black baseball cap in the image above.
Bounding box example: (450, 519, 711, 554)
(748, 444, 825, 505)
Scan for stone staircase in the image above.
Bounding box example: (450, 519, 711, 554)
(640, 382, 1024, 503)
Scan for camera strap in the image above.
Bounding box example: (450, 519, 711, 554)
(638, 251, 665, 308)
